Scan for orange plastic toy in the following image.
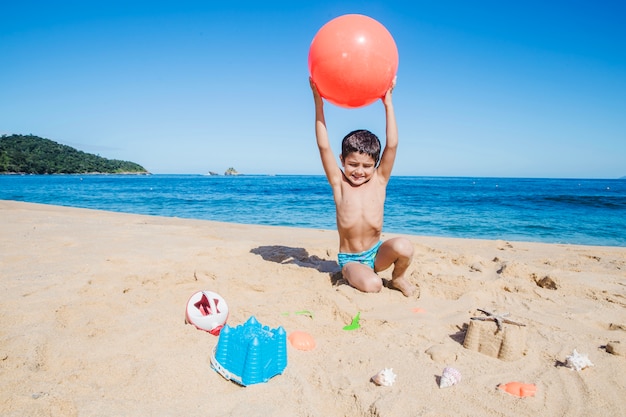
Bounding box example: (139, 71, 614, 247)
(498, 382, 537, 398)
(288, 331, 316, 351)
(308, 14, 398, 108)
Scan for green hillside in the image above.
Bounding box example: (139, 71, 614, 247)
(0, 134, 148, 174)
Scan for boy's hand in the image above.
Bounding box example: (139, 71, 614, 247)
(382, 76, 397, 107)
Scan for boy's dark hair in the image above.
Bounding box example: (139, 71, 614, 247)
(341, 129, 381, 165)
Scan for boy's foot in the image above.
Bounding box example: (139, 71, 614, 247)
(390, 277, 418, 297)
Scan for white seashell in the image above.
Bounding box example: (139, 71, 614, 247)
(439, 366, 462, 388)
(371, 368, 396, 387)
(565, 349, 594, 371)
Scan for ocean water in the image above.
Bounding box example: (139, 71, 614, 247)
(1, 174, 625, 247)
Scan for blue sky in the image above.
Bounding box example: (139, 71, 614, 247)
(1, 1, 625, 178)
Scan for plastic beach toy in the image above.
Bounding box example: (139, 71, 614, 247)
(211, 316, 287, 386)
(185, 291, 229, 335)
(288, 331, 316, 351)
(498, 382, 537, 398)
(343, 312, 361, 330)
(281, 310, 314, 319)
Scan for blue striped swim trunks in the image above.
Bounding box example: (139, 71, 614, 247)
(337, 241, 382, 269)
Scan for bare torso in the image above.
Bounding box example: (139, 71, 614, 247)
(334, 172, 386, 253)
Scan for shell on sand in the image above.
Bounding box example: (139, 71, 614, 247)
(565, 349, 593, 371)
(439, 366, 461, 388)
(371, 368, 396, 387)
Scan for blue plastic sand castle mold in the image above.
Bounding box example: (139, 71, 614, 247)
(210, 316, 287, 386)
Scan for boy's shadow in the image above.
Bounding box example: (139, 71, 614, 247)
(250, 246, 345, 286)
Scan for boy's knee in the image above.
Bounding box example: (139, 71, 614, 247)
(363, 277, 383, 293)
(394, 238, 414, 259)
(344, 265, 383, 293)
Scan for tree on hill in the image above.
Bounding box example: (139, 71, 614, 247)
(0, 134, 148, 174)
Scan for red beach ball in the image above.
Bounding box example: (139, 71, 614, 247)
(308, 14, 399, 108)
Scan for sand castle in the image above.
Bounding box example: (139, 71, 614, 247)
(463, 309, 528, 361)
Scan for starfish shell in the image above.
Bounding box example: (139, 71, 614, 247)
(565, 349, 593, 371)
(470, 308, 526, 332)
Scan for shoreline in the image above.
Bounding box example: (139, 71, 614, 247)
(1, 198, 624, 249)
(1, 200, 624, 416)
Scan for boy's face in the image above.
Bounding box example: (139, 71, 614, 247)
(340, 152, 376, 186)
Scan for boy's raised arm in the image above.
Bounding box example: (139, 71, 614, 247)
(310, 78, 342, 185)
(377, 78, 398, 181)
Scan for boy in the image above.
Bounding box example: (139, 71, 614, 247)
(310, 77, 415, 297)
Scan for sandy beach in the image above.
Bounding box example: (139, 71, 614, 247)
(1, 200, 625, 417)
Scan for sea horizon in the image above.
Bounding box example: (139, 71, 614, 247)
(4, 172, 623, 180)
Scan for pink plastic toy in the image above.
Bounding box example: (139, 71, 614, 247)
(185, 291, 229, 335)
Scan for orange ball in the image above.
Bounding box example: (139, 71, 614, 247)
(308, 14, 399, 108)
